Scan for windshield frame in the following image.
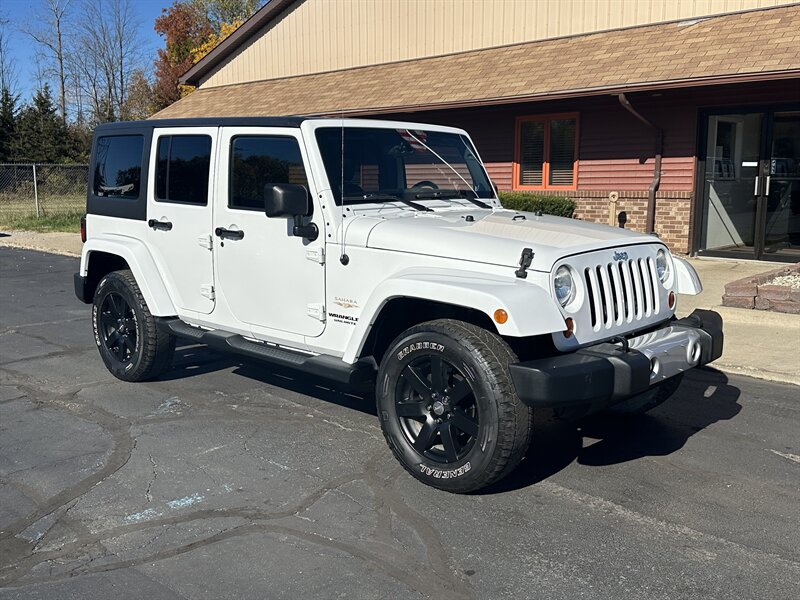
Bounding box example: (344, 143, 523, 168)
(313, 125, 496, 208)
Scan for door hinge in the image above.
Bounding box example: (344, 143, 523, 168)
(306, 247, 325, 264)
(307, 303, 326, 321)
(200, 284, 215, 300)
(198, 234, 213, 250)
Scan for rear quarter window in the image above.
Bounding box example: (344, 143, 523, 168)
(93, 135, 144, 199)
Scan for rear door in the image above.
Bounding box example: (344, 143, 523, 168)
(146, 127, 217, 314)
(213, 127, 326, 337)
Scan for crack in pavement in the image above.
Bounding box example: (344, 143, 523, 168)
(144, 454, 158, 504)
(0, 371, 474, 599)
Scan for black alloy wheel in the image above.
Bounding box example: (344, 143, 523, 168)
(395, 355, 479, 464)
(99, 292, 138, 363)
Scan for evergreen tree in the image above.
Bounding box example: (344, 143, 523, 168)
(12, 84, 70, 162)
(0, 87, 18, 162)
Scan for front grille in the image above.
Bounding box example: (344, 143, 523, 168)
(583, 257, 660, 330)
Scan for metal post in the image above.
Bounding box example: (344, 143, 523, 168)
(32, 164, 40, 218)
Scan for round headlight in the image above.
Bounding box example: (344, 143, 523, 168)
(554, 265, 575, 307)
(656, 249, 671, 284)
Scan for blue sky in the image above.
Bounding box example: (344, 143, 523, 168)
(1, 0, 171, 102)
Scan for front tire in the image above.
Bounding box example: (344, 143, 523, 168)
(92, 270, 175, 382)
(376, 319, 532, 493)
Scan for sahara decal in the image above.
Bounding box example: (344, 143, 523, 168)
(333, 296, 359, 309)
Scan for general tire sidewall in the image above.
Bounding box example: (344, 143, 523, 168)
(92, 274, 147, 379)
(377, 330, 502, 490)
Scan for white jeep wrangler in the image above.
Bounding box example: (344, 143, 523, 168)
(75, 117, 723, 492)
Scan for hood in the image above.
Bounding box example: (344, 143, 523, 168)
(364, 209, 660, 271)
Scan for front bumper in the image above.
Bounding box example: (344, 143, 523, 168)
(509, 309, 723, 409)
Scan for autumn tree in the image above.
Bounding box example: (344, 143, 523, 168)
(152, 0, 265, 112)
(123, 70, 155, 120)
(191, 0, 263, 32)
(153, 2, 212, 110)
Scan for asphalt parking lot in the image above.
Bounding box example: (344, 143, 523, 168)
(1, 247, 799, 599)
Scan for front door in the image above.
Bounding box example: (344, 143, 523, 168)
(213, 128, 326, 338)
(698, 109, 800, 261)
(146, 127, 217, 314)
(762, 111, 800, 258)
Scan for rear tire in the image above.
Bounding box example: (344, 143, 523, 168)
(604, 373, 684, 416)
(376, 319, 532, 493)
(92, 270, 175, 382)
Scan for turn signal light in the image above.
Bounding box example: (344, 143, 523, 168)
(493, 309, 508, 324)
(668, 291, 676, 309)
(563, 317, 575, 338)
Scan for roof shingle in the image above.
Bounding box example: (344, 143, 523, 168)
(155, 5, 800, 119)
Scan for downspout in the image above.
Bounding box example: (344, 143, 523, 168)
(617, 93, 663, 234)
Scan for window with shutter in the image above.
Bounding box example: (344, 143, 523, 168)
(514, 113, 578, 190)
(519, 120, 544, 187)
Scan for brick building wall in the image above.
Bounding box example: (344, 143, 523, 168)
(541, 190, 693, 253)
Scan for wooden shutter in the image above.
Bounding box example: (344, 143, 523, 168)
(548, 118, 576, 187)
(519, 120, 544, 187)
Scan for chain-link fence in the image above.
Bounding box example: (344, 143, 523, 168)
(0, 164, 89, 217)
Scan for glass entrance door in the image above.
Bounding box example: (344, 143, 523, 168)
(762, 112, 800, 259)
(699, 113, 763, 256)
(698, 108, 800, 261)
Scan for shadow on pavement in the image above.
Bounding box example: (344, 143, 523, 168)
(158, 343, 376, 416)
(481, 367, 742, 494)
(161, 344, 741, 494)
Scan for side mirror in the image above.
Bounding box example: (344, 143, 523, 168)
(264, 183, 311, 218)
(264, 184, 318, 241)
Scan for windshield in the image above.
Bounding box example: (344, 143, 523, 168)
(315, 127, 494, 206)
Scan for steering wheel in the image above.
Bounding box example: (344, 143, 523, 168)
(411, 180, 439, 190)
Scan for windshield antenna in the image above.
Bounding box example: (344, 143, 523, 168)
(339, 115, 349, 265)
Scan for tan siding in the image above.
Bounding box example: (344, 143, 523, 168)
(200, 0, 792, 88)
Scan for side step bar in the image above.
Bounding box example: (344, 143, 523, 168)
(156, 318, 376, 386)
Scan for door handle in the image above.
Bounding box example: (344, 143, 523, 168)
(215, 227, 244, 240)
(753, 176, 759, 196)
(148, 219, 173, 231)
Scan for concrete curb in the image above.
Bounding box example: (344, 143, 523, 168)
(712, 363, 800, 387)
(0, 231, 82, 257)
(713, 305, 800, 330)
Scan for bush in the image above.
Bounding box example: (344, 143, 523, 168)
(498, 192, 575, 218)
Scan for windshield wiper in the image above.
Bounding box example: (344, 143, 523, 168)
(343, 194, 432, 212)
(414, 189, 492, 209)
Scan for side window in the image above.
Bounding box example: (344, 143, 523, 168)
(93, 135, 144, 198)
(155, 135, 212, 205)
(230, 136, 308, 210)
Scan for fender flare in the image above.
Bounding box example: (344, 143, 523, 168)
(80, 235, 177, 316)
(342, 268, 565, 363)
(673, 256, 703, 295)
